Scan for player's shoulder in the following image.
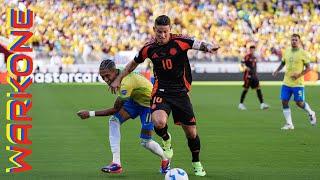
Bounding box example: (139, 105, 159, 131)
(299, 48, 309, 55)
(143, 38, 156, 48)
(125, 72, 141, 81)
(131, 72, 149, 82)
(283, 48, 291, 55)
(138, 38, 156, 53)
(170, 33, 194, 40)
(127, 72, 151, 87)
(121, 74, 133, 86)
(244, 53, 251, 60)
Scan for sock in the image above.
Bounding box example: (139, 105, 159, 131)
(109, 116, 121, 165)
(154, 124, 169, 141)
(141, 139, 167, 160)
(303, 102, 313, 115)
(256, 89, 264, 104)
(187, 135, 201, 162)
(283, 108, 293, 125)
(240, 89, 248, 103)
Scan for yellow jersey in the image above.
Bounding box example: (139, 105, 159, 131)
(282, 48, 310, 87)
(118, 72, 152, 107)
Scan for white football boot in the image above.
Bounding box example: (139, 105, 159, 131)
(238, 103, 247, 110)
(281, 124, 294, 130)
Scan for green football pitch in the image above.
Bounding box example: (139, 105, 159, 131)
(0, 83, 319, 180)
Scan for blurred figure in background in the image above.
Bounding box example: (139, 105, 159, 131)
(239, 45, 269, 110)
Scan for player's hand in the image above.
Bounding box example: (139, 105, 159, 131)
(208, 45, 220, 54)
(109, 77, 121, 94)
(77, 110, 90, 119)
(291, 73, 300, 80)
(272, 70, 278, 77)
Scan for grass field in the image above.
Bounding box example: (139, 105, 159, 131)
(0, 83, 319, 180)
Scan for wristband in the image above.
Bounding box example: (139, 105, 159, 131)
(89, 111, 95, 117)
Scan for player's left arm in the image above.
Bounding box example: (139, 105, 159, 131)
(291, 63, 311, 80)
(76, 97, 124, 120)
(241, 56, 252, 71)
(109, 60, 138, 94)
(291, 51, 312, 80)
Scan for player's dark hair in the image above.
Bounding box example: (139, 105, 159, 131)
(155, 15, 171, 26)
(99, 59, 115, 70)
(292, 34, 301, 39)
(249, 45, 255, 49)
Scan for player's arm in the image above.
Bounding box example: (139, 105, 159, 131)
(241, 62, 250, 71)
(192, 40, 220, 53)
(291, 51, 312, 80)
(291, 63, 311, 80)
(272, 61, 285, 77)
(109, 60, 138, 94)
(241, 56, 251, 71)
(76, 97, 124, 119)
(109, 43, 149, 94)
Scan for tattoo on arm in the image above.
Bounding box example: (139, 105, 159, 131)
(199, 42, 210, 52)
(199, 42, 219, 52)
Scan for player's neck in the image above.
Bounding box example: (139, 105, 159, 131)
(156, 40, 169, 46)
(291, 47, 299, 51)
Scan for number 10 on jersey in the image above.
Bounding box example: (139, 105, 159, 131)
(162, 59, 172, 70)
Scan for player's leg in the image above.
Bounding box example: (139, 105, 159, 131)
(171, 95, 206, 176)
(293, 87, 316, 125)
(101, 108, 131, 173)
(280, 85, 294, 130)
(151, 95, 173, 159)
(102, 99, 140, 173)
(252, 78, 269, 110)
(139, 107, 170, 174)
(181, 125, 206, 176)
(239, 78, 249, 110)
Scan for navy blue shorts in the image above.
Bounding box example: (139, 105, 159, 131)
(114, 99, 153, 139)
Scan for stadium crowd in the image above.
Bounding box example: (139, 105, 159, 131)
(0, 0, 319, 64)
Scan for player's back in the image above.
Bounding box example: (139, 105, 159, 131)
(120, 72, 152, 107)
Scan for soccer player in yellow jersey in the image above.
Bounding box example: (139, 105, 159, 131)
(77, 59, 170, 174)
(273, 34, 317, 130)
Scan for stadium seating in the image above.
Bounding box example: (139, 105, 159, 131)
(0, 0, 319, 64)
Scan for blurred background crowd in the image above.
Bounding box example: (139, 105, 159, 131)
(0, 0, 319, 66)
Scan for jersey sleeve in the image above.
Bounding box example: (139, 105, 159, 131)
(242, 55, 249, 63)
(302, 50, 311, 64)
(173, 34, 194, 51)
(118, 79, 133, 100)
(134, 45, 150, 64)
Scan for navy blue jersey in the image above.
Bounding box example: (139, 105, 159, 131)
(242, 53, 257, 78)
(134, 34, 194, 95)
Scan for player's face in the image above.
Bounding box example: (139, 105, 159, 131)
(291, 36, 299, 48)
(99, 69, 116, 86)
(154, 25, 171, 45)
(249, 47, 255, 54)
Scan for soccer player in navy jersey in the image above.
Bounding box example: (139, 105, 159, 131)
(110, 15, 219, 176)
(238, 45, 269, 110)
